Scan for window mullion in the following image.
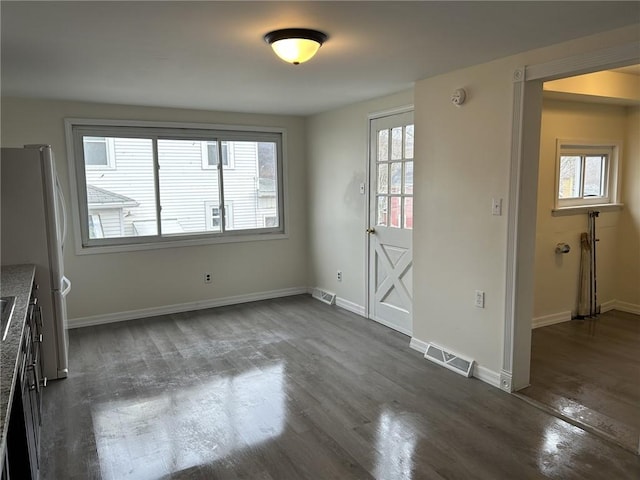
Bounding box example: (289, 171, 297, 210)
(152, 138, 162, 237)
(579, 155, 586, 199)
(217, 139, 226, 233)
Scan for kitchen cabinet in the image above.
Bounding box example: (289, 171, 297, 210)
(2, 282, 44, 480)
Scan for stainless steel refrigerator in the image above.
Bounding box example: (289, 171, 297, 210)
(1, 144, 71, 380)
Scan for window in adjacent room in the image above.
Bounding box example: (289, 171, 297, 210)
(555, 140, 620, 210)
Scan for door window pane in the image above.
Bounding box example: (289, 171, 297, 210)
(378, 130, 389, 162)
(390, 162, 402, 194)
(391, 127, 403, 160)
(376, 196, 388, 226)
(389, 196, 401, 228)
(404, 125, 414, 159)
(404, 161, 413, 195)
(84, 137, 156, 239)
(558, 156, 581, 199)
(404, 197, 413, 230)
(377, 164, 388, 194)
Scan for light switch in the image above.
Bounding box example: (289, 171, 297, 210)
(359, 183, 366, 195)
(492, 198, 502, 216)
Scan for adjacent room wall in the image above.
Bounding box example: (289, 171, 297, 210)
(533, 99, 634, 324)
(0, 98, 309, 323)
(617, 106, 640, 310)
(306, 90, 413, 314)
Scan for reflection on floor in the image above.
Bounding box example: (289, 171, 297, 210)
(520, 309, 640, 453)
(40, 296, 640, 479)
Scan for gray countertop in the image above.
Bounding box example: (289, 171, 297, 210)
(0, 264, 35, 457)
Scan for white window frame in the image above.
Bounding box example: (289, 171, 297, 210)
(84, 136, 116, 170)
(200, 141, 235, 169)
(64, 118, 288, 255)
(553, 139, 622, 214)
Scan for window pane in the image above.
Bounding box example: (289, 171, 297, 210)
(390, 162, 402, 194)
(224, 141, 278, 231)
(404, 161, 413, 194)
(207, 142, 219, 166)
(257, 142, 278, 226)
(83, 137, 108, 166)
(84, 137, 157, 238)
(404, 125, 414, 159)
(376, 196, 388, 226)
(158, 139, 221, 235)
(377, 163, 388, 194)
(404, 197, 413, 230)
(389, 196, 401, 228)
(391, 127, 403, 160)
(558, 156, 581, 199)
(584, 155, 605, 197)
(378, 130, 389, 162)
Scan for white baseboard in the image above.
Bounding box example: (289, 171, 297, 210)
(614, 301, 640, 315)
(473, 365, 501, 388)
(409, 336, 429, 354)
(600, 299, 616, 313)
(409, 336, 501, 389)
(335, 297, 366, 317)
(532, 300, 640, 330)
(69, 287, 310, 329)
(532, 311, 572, 329)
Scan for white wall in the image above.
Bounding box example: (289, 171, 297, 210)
(411, 25, 639, 377)
(534, 99, 634, 320)
(0, 98, 308, 321)
(306, 90, 413, 312)
(617, 106, 640, 309)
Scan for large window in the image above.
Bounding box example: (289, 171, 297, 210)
(555, 140, 619, 210)
(67, 120, 285, 252)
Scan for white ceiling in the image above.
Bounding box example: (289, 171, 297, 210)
(2, 1, 639, 116)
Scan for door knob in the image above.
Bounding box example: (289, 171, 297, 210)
(366, 227, 376, 234)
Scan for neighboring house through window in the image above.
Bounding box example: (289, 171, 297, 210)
(201, 141, 234, 169)
(66, 119, 285, 253)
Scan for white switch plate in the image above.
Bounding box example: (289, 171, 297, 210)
(474, 290, 485, 308)
(492, 198, 502, 216)
(359, 183, 366, 195)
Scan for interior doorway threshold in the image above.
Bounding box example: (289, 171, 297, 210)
(514, 388, 639, 456)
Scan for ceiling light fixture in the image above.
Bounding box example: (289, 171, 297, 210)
(264, 28, 328, 65)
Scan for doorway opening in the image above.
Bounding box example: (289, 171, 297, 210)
(518, 65, 640, 453)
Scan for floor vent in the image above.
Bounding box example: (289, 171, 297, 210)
(424, 343, 474, 378)
(312, 288, 336, 306)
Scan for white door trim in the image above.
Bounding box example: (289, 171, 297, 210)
(502, 41, 638, 393)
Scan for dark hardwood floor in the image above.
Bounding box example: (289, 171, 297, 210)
(520, 309, 640, 453)
(41, 296, 640, 479)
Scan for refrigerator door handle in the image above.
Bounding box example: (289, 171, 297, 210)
(61, 276, 72, 297)
(56, 176, 68, 249)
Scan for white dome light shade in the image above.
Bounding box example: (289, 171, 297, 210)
(264, 29, 328, 65)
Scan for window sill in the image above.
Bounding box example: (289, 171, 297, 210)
(552, 203, 623, 217)
(75, 231, 289, 255)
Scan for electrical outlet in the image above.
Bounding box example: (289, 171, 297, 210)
(204, 273, 212, 284)
(474, 290, 485, 308)
(337, 270, 342, 282)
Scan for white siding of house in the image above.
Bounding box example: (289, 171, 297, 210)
(86, 138, 157, 236)
(86, 137, 277, 235)
(92, 208, 123, 237)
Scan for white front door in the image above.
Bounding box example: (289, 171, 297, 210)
(368, 111, 414, 336)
